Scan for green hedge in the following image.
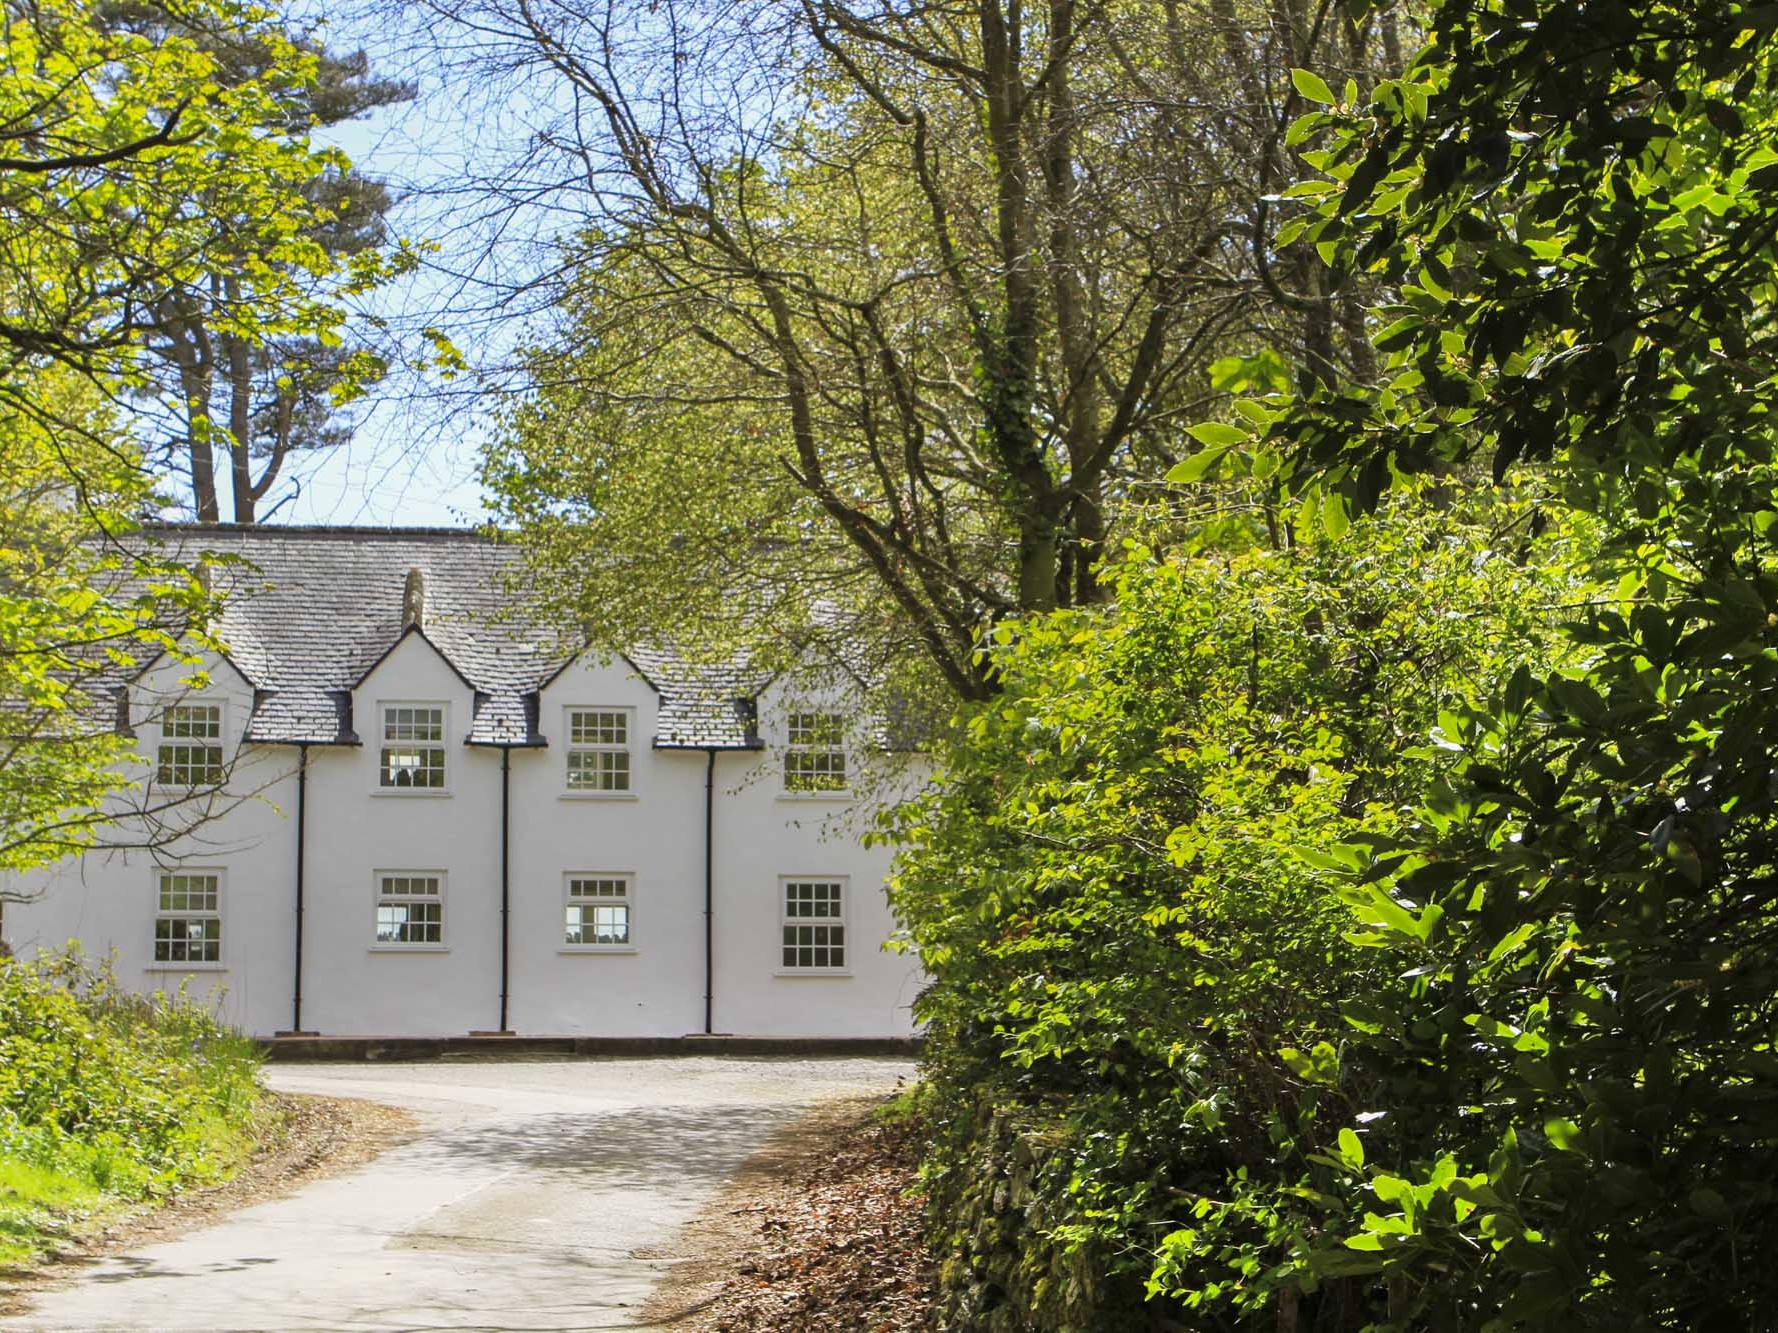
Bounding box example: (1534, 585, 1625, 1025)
(888, 500, 1584, 1330)
(0, 948, 265, 1259)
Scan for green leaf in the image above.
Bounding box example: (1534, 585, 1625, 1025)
(1339, 1127, 1365, 1168)
(1292, 68, 1336, 105)
(1690, 1187, 1731, 1224)
(1167, 446, 1234, 484)
(1543, 1117, 1588, 1156)
(1184, 421, 1249, 447)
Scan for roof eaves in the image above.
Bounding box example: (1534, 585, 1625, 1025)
(651, 739, 767, 752)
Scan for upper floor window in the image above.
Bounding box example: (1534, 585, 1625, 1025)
(565, 874, 632, 947)
(784, 710, 847, 792)
(380, 704, 446, 790)
(566, 708, 631, 793)
(157, 703, 224, 786)
(155, 869, 221, 964)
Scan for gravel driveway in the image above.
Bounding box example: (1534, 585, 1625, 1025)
(2, 1056, 914, 1332)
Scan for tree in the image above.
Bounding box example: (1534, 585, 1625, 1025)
(141, 42, 413, 523)
(0, 376, 218, 874)
(1168, 0, 1778, 1323)
(886, 497, 1584, 1327)
(0, 0, 388, 873)
(1, 0, 412, 521)
(474, 0, 1410, 700)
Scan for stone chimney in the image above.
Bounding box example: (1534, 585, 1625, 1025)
(402, 567, 425, 630)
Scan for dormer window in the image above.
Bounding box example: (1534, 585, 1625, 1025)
(566, 707, 631, 793)
(157, 703, 224, 786)
(380, 703, 447, 790)
(784, 710, 847, 792)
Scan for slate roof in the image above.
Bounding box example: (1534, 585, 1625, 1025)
(134, 525, 764, 750)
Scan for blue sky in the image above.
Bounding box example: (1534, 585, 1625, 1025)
(255, 4, 541, 528)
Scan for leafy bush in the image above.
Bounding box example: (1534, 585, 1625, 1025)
(889, 500, 1584, 1329)
(0, 948, 265, 1261)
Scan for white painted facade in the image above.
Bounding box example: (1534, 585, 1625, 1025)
(5, 634, 926, 1040)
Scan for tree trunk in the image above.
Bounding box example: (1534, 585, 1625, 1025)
(162, 310, 219, 523)
(224, 283, 257, 524)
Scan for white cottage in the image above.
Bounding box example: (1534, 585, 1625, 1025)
(3, 526, 925, 1041)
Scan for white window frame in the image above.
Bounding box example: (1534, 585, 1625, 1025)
(155, 701, 226, 788)
(372, 870, 447, 950)
(376, 701, 450, 794)
(563, 706, 635, 797)
(778, 876, 849, 974)
(151, 867, 224, 969)
(782, 708, 849, 796)
(562, 873, 636, 952)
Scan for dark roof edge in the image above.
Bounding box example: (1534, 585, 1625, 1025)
(139, 522, 513, 541)
(350, 624, 481, 694)
(535, 643, 666, 697)
(247, 736, 364, 748)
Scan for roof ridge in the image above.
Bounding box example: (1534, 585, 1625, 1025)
(141, 523, 511, 541)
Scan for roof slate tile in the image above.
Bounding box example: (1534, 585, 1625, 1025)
(140, 526, 761, 750)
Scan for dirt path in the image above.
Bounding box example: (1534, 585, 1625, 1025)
(0, 1056, 914, 1332)
(0, 1093, 416, 1318)
(640, 1094, 935, 1331)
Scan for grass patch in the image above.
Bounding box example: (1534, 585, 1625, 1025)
(0, 947, 267, 1267)
(874, 1079, 933, 1127)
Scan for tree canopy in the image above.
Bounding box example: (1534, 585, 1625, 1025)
(891, 0, 1778, 1326)
(1, 0, 413, 520)
(0, 0, 404, 872)
(479, 0, 1409, 699)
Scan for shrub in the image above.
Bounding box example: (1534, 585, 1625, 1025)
(887, 498, 1584, 1330)
(0, 947, 264, 1258)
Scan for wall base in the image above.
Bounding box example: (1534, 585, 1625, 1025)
(262, 1033, 923, 1061)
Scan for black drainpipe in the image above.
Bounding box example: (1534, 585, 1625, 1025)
(703, 747, 716, 1035)
(290, 743, 309, 1034)
(499, 745, 513, 1034)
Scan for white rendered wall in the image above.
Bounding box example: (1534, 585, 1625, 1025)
(5, 645, 924, 1038)
(505, 654, 706, 1036)
(296, 632, 504, 1036)
(4, 650, 300, 1037)
(707, 675, 925, 1038)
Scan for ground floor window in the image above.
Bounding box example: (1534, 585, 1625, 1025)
(781, 878, 845, 970)
(565, 874, 632, 946)
(376, 872, 444, 945)
(155, 870, 222, 963)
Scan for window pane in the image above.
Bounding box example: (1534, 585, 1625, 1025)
(566, 749, 630, 791)
(381, 746, 446, 788)
(565, 878, 631, 944)
(566, 710, 631, 792)
(159, 873, 219, 912)
(568, 877, 627, 899)
(781, 885, 845, 967)
(163, 705, 221, 739)
(154, 913, 220, 963)
(376, 900, 442, 944)
(158, 743, 225, 786)
(569, 709, 627, 745)
(384, 706, 444, 742)
(376, 876, 443, 944)
(788, 711, 844, 746)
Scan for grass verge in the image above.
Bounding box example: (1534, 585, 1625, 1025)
(0, 947, 267, 1267)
